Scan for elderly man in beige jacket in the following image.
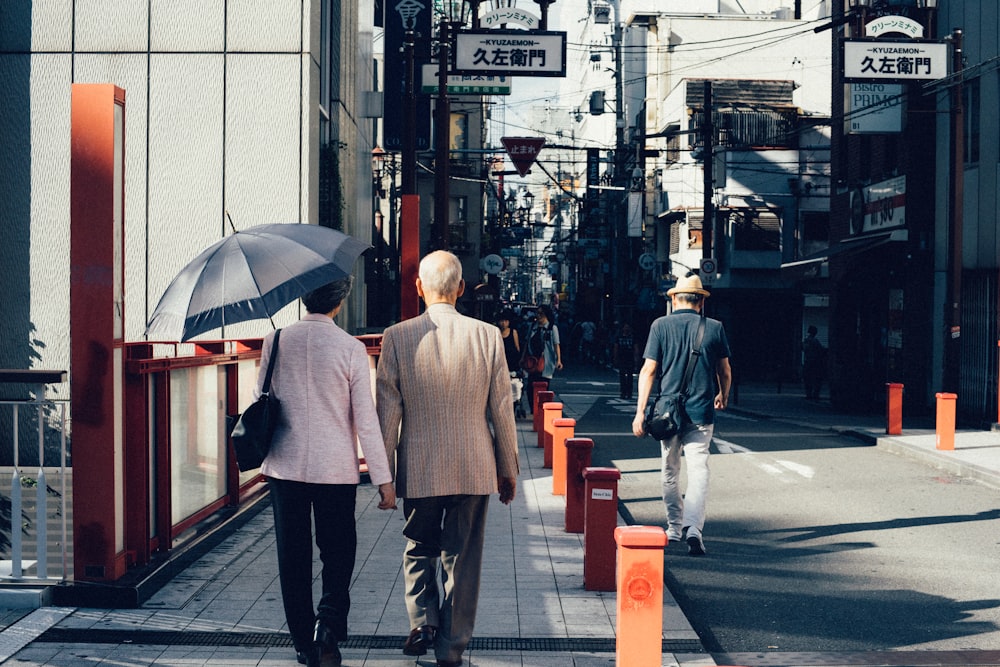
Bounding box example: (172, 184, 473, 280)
(377, 251, 519, 667)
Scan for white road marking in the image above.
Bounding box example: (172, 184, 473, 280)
(714, 438, 814, 482)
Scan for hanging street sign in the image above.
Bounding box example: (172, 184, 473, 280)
(501, 136, 545, 177)
(453, 30, 567, 77)
(842, 40, 949, 82)
(420, 65, 511, 94)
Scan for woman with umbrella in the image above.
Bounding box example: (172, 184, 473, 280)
(256, 277, 396, 667)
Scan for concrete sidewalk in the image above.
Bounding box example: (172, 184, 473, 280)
(0, 383, 710, 667)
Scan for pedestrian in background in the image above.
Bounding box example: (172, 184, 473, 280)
(497, 309, 525, 417)
(613, 323, 639, 400)
(632, 274, 732, 557)
(377, 251, 519, 667)
(802, 325, 826, 400)
(257, 277, 397, 667)
(523, 304, 562, 412)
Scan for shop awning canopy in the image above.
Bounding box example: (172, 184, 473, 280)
(781, 229, 907, 280)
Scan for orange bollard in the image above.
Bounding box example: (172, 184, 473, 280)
(582, 467, 621, 591)
(541, 402, 563, 465)
(531, 383, 550, 433)
(886, 383, 903, 435)
(551, 418, 575, 495)
(935, 392, 957, 450)
(534, 389, 554, 440)
(565, 438, 594, 533)
(615, 526, 668, 667)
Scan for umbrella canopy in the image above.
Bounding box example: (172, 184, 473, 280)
(145, 224, 370, 341)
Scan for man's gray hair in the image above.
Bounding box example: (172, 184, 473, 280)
(302, 276, 354, 314)
(418, 251, 463, 297)
(675, 292, 703, 306)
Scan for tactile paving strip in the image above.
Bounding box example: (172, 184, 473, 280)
(37, 629, 701, 653)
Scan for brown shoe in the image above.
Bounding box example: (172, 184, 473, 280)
(402, 625, 435, 656)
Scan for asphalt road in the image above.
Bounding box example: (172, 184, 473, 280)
(561, 375, 1000, 658)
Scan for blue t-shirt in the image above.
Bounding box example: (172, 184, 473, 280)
(642, 309, 731, 425)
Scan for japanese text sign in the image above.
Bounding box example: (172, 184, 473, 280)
(843, 40, 949, 82)
(454, 30, 566, 77)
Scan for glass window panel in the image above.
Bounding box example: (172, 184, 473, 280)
(169, 366, 226, 524)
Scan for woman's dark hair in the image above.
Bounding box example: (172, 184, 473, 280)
(537, 304, 554, 321)
(302, 276, 354, 314)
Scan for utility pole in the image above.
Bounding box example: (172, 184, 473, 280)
(944, 28, 964, 393)
(611, 0, 626, 315)
(702, 80, 714, 264)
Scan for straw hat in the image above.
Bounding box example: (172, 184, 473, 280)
(667, 274, 710, 297)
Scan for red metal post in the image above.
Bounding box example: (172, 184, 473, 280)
(565, 438, 594, 533)
(885, 383, 903, 435)
(615, 526, 667, 667)
(582, 467, 621, 591)
(400, 194, 421, 320)
(541, 401, 563, 467)
(534, 390, 554, 443)
(70, 83, 128, 582)
(935, 392, 957, 451)
(551, 417, 575, 495)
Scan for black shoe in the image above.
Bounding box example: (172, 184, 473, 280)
(686, 533, 706, 556)
(314, 620, 342, 666)
(296, 650, 310, 665)
(402, 625, 435, 656)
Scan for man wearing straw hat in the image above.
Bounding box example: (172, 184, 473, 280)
(632, 272, 732, 556)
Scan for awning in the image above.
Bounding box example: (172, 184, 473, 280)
(781, 229, 907, 280)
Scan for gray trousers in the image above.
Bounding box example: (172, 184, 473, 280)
(402, 494, 489, 663)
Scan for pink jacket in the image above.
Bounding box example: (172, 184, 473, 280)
(256, 313, 392, 486)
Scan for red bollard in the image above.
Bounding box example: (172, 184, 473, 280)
(615, 526, 667, 667)
(551, 418, 575, 495)
(541, 402, 563, 465)
(531, 383, 550, 432)
(936, 392, 957, 451)
(534, 389, 554, 439)
(886, 383, 903, 435)
(582, 467, 621, 591)
(565, 438, 594, 533)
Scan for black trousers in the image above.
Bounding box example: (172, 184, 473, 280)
(267, 477, 357, 652)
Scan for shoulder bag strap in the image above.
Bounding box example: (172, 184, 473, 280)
(678, 317, 706, 397)
(261, 329, 281, 396)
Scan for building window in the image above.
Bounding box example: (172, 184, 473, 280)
(964, 78, 980, 164)
(800, 211, 829, 258)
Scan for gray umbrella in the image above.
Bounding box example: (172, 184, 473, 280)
(145, 224, 370, 341)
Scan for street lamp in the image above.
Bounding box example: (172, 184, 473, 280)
(433, 0, 473, 251)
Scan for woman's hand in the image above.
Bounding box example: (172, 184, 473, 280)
(377, 482, 397, 510)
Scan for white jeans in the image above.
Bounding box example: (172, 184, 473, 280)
(661, 422, 714, 539)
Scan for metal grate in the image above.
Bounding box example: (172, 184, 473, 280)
(36, 629, 702, 653)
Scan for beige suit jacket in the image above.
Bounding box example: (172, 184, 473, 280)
(376, 303, 519, 499)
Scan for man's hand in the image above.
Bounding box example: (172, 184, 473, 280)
(714, 392, 728, 410)
(498, 476, 517, 505)
(632, 413, 646, 438)
(377, 482, 397, 510)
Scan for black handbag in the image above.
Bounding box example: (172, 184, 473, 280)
(644, 317, 705, 440)
(230, 329, 282, 471)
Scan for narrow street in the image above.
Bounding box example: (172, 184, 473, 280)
(555, 361, 1000, 665)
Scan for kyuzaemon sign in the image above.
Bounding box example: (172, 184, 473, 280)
(843, 39, 949, 82)
(453, 29, 567, 77)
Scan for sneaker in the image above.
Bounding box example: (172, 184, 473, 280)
(686, 533, 706, 556)
(666, 528, 682, 544)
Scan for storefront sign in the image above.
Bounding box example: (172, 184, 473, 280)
(850, 176, 906, 235)
(454, 30, 567, 77)
(845, 83, 903, 134)
(420, 66, 511, 94)
(843, 40, 948, 82)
